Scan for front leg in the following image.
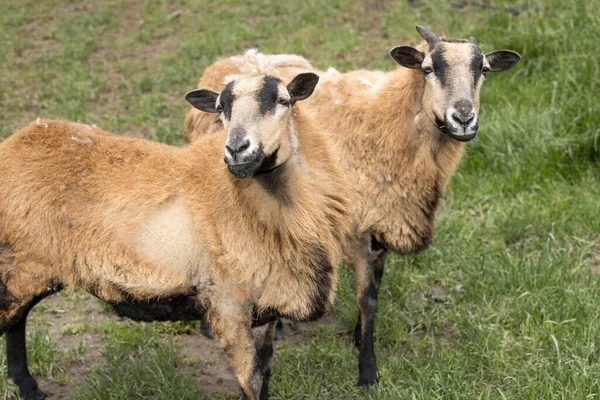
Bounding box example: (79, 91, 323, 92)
(209, 299, 264, 400)
(352, 236, 388, 386)
(254, 320, 277, 400)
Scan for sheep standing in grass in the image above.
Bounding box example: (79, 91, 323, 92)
(0, 73, 350, 400)
(183, 26, 521, 386)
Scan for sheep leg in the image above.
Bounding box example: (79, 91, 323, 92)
(4, 290, 59, 400)
(353, 237, 388, 347)
(255, 320, 277, 400)
(353, 236, 388, 386)
(6, 316, 46, 400)
(1, 273, 60, 400)
(209, 305, 264, 400)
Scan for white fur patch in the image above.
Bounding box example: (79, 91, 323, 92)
(136, 198, 209, 282)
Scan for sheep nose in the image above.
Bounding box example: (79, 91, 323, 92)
(225, 138, 251, 159)
(451, 99, 476, 129)
(451, 112, 475, 128)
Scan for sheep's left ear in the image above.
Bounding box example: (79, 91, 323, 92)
(485, 50, 522, 72)
(185, 89, 219, 113)
(287, 73, 319, 104)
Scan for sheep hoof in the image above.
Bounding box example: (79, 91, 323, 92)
(357, 371, 379, 387)
(23, 388, 46, 400)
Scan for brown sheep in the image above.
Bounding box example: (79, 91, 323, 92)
(183, 26, 522, 386)
(0, 73, 350, 400)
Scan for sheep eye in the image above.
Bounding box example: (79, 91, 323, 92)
(482, 66, 490, 76)
(422, 66, 433, 74)
(216, 104, 223, 113)
(278, 98, 290, 106)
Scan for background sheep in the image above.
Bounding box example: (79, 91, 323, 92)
(183, 26, 521, 386)
(0, 73, 350, 400)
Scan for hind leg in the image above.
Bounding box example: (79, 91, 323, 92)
(6, 315, 46, 400)
(4, 289, 59, 400)
(0, 246, 61, 398)
(1, 288, 60, 398)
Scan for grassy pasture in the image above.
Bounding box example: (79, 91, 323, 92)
(1, 0, 599, 398)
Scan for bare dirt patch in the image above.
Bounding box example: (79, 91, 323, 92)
(22, 292, 346, 399)
(174, 334, 239, 398)
(173, 313, 343, 398)
(28, 293, 108, 399)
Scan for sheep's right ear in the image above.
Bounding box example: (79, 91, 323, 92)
(287, 73, 319, 104)
(185, 89, 219, 113)
(389, 46, 425, 69)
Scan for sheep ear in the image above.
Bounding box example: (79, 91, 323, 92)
(287, 73, 319, 104)
(185, 89, 219, 113)
(485, 50, 522, 72)
(389, 46, 424, 69)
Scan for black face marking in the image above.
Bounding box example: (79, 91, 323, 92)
(220, 81, 235, 120)
(258, 76, 282, 115)
(470, 50, 484, 83)
(431, 49, 449, 86)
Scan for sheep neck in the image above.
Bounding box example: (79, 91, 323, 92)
(252, 160, 294, 208)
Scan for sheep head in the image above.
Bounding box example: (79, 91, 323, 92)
(186, 73, 319, 178)
(389, 26, 521, 142)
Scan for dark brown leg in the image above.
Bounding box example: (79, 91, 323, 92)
(256, 320, 277, 400)
(353, 236, 388, 386)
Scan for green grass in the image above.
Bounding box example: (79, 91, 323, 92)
(1, 0, 599, 398)
(73, 325, 210, 400)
